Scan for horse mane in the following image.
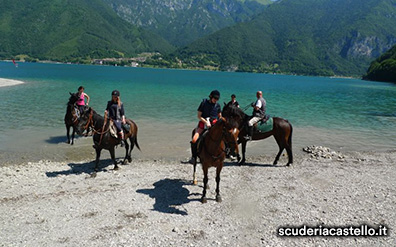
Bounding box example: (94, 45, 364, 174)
(222, 104, 246, 120)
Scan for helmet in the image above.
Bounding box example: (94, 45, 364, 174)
(210, 90, 220, 99)
(112, 90, 120, 96)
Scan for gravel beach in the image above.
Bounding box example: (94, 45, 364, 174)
(1, 149, 395, 246)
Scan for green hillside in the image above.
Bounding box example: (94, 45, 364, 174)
(104, 0, 271, 47)
(364, 45, 396, 83)
(0, 0, 174, 62)
(171, 0, 396, 76)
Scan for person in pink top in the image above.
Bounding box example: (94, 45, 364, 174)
(76, 86, 90, 115)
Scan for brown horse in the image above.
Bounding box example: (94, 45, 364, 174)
(192, 117, 238, 203)
(64, 92, 79, 145)
(76, 107, 140, 171)
(222, 104, 293, 166)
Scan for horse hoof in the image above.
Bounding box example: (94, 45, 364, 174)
(90, 172, 97, 178)
(193, 179, 198, 185)
(128, 157, 132, 163)
(114, 166, 119, 170)
(201, 197, 207, 204)
(216, 195, 222, 203)
(286, 163, 292, 167)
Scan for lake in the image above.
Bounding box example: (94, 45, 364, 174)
(0, 61, 395, 165)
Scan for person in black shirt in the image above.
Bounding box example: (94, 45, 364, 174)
(105, 90, 126, 146)
(189, 90, 222, 163)
(226, 94, 239, 108)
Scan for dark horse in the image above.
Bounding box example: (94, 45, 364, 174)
(64, 92, 79, 145)
(192, 117, 238, 203)
(222, 104, 293, 166)
(76, 107, 140, 171)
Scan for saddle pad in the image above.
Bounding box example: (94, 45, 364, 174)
(256, 117, 273, 133)
(109, 121, 118, 138)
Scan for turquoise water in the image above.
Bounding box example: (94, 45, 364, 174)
(0, 61, 395, 164)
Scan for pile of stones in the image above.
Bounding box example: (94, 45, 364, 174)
(302, 145, 345, 160)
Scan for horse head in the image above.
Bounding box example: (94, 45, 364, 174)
(222, 104, 245, 129)
(76, 107, 93, 135)
(67, 92, 79, 105)
(219, 117, 239, 158)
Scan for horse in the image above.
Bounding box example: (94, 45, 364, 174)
(222, 104, 293, 166)
(192, 117, 239, 203)
(64, 92, 79, 145)
(76, 107, 141, 171)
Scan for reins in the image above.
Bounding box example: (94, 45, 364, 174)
(203, 123, 236, 161)
(83, 110, 110, 146)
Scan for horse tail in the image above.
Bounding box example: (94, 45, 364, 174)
(288, 121, 293, 148)
(134, 135, 141, 151)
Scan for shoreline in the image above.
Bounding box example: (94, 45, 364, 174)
(0, 149, 395, 246)
(0, 78, 25, 87)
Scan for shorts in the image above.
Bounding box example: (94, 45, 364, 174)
(198, 119, 217, 129)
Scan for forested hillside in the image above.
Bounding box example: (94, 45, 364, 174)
(364, 45, 396, 83)
(0, 0, 174, 62)
(104, 0, 273, 46)
(170, 0, 396, 76)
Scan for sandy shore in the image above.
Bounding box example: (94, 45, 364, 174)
(1, 149, 395, 246)
(0, 78, 24, 87)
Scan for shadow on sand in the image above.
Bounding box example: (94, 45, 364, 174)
(45, 158, 117, 177)
(137, 178, 200, 216)
(46, 135, 69, 144)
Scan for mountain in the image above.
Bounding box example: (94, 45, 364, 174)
(0, 0, 174, 62)
(103, 0, 274, 46)
(172, 0, 396, 76)
(364, 45, 396, 83)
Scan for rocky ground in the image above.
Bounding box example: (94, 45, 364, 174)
(1, 147, 395, 246)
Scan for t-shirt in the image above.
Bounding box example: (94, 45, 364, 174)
(106, 100, 125, 120)
(197, 99, 221, 119)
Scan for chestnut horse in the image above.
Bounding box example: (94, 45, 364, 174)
(76, 107, 140, 171)
(222, 104, 293, 166)
(64, 92, 79, 145)
(192, 117, 238, 203)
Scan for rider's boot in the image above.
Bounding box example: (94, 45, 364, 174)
(244, 126, 253, 141)
(189, 141, 198, 164)
(119, 131, 125, 147)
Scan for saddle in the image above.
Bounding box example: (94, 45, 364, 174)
(253, 115, 273, 133)
(109, 120, 131, 139)
(196, 129, 209, 157)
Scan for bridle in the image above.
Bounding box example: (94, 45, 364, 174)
(81, 109, 110, 146)
(204, 120, 238, 161)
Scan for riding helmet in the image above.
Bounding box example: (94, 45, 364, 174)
(112, 90, 120, 96)
(210, 90, 220, 99)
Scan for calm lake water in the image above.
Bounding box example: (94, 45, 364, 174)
(0, 61, 395, 165)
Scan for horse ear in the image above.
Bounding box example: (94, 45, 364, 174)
(224, 102, 226, 106)
(69, 92, 72, 95)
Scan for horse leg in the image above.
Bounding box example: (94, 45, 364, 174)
(109, 147, 119, 170)
(122, 139, 130, 165)
(192, 160, 198, 185)
(239, 140, 247, 166)
(66, 125, 71, 144)
(94, 148, 102, 172)
(285, 127, 293, 166)
(71, 126, 76, 145)
(215, 164, 223, 202)
(201, 165, 209, 203)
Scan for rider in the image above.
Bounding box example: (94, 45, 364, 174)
(226, 94, 239, 108)
(105, 90, 126, 146)
(76, 86, 90, 115)
(245, 91, 266, 141)
(189, 90, 222, 163)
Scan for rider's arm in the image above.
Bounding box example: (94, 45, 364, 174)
(198, 111, 210, 127)
(254, 100, 262, 111)
(84, 93, 90, 105)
